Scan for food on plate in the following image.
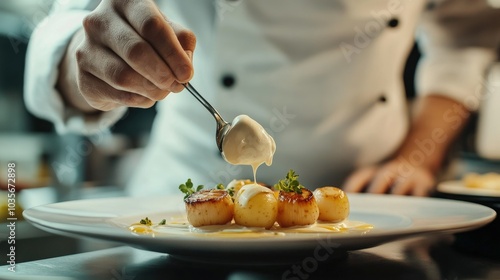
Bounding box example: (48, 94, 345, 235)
(184, 189, 234, 227)
(176, 170, 354, 232)
(463, 172, 500, 190)
(276, 189, 319, 227)
(226, 179, 253, 197)
(233, 184, 278, 229)
(130, 171, 368, 236)
(179, 179, 234, 227)
(313, 186, 350, 222)
(274, 170, 319, 227)
(221, 115, 276, 182)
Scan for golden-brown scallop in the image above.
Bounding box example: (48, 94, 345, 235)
(234, 184, 278, 229)
(313, 186, 349, 222)
(276, 189, 319, 227)
(184, 189, 234, 227)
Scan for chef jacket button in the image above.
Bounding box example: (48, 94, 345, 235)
(221, 74, 236, 88)
(378, 95, 387, 103)
(426, 2, 437, 10)
(387, 18, 399, 28)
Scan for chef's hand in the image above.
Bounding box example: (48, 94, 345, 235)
(343, 160, 436, 196)
(343, 95, 471, 197)
(57, 0, 196, 113)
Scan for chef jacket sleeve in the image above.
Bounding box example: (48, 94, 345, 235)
(416, 0, 500, 111)
(24, 0, 127, 135)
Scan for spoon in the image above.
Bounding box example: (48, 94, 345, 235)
(183, 83, 231, 152)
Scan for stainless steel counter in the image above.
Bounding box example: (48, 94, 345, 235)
(1, 235, 499, 280)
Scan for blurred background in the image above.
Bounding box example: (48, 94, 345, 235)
(0, 0, 499, 264)
(0, 0, 158, 263)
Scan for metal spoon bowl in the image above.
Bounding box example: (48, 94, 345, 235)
(183, 83, 231, 152)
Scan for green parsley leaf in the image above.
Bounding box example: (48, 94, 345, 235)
(138, 217, 166, 226)
(226, 187, 235, 197)
(274, 169, 305, 194)
(179, 178, 204, 199)
(140, 217, 153, 226)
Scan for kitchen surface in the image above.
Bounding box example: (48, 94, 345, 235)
(1, 1, 500, 280)
(2, 235, 500, 280)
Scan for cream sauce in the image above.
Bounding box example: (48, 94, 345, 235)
(221, 115, 276, 182)
(236, 184, 274, 207)
(129, 219, 373, 238)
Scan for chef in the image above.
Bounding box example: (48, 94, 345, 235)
(24, 0, 500, 196)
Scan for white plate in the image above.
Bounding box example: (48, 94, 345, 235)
(23, 194, 496, 263)
(438, 180, 500, 197)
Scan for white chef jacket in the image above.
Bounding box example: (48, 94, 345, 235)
(24, 0, 500, 196)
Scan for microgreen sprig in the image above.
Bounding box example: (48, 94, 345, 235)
(138, 217, 166, 226)
(226, 187, 235, 198)
(274, 169, 305, 194)
(216, 183, 236, 198)
(179, 178, 204, 199)
(140, 217, 153, 226)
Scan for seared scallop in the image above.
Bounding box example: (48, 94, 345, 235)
(276, 189, 319, 227)
(184, 189, 234, 227)
(313, 186, 349, 222)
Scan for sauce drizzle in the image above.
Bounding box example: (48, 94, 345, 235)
(221, 115, 276, 183)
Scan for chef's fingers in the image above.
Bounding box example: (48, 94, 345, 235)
(77, 70, 155, 111)
(391, 168, 435, 196)
(365, 166, 397, 194)
(167, 22, 196, 93)
(389, 178, 414, 195)
(412, 183, 433, 197)
(119, 0, 194, 83)
(411, 172, 436, 197)
(343, 166, 378, 193)
(83, 10, 183, 94)
(76, 40, 169, 101)
(170, 21, 197, 61)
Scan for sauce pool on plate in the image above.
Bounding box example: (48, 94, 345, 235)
(129, 218, 373, 238)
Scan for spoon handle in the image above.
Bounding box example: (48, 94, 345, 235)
(183, 83, 228, 126)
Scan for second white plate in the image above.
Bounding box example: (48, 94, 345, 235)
(438, 180, 500, 197)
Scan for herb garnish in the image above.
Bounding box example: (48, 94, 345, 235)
(140, 217, 153, 226)
(138, 217, 166, 226)
(216, 183, 236, 198)
(179, 178, 204, 199)
(274, 169, 305, 194)
(226, 187, 235, 197)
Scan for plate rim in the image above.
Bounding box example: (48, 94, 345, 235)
(22, 193, 497, 251)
